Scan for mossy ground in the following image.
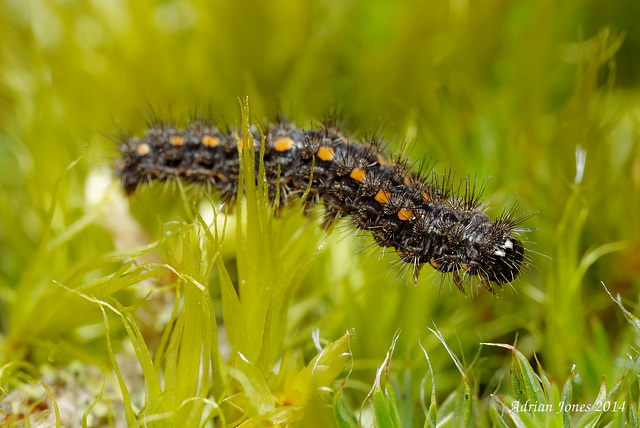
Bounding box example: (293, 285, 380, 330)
(1, 1, 640, 427)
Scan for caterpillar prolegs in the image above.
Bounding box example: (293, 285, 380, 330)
(116, 116, 529, 294)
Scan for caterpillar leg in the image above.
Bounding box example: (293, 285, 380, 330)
(479, 275, 497, 295)
(452, 270, 466, 295)
(412, 262, 423, 286)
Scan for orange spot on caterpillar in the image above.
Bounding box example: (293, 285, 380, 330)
(136, 143, 150, 156)
(398, 208, 413, 221)
(430, 258, 441, 269)
(170, 135, 185, 146)
(317, 146, 335, 161)
(275, 136, 294, 152)
(350, 168, 366, 182)
(403, 176, 411, 186)
(461, 263, 469, 271)
(377, 155, 387, 165)
(422, 191, 430, 201)
(202, 135, 220, 147)
(375, 189, 391, 204)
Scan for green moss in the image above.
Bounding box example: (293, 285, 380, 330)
(1, 0, 639, 426)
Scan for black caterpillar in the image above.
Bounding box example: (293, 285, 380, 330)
(116, 116, 528, 294)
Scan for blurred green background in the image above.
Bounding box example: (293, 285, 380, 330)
(1, 0, 640, 426)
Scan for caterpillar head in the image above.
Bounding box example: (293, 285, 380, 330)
(482, 235, 525, 285)
(442, 212, 527, 293)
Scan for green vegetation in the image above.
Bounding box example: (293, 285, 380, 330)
(1, 0, 639, 426)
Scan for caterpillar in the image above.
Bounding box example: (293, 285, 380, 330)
(116, 115, 529, 294)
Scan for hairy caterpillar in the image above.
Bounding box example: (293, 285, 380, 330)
(116, 115, 529, 294)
